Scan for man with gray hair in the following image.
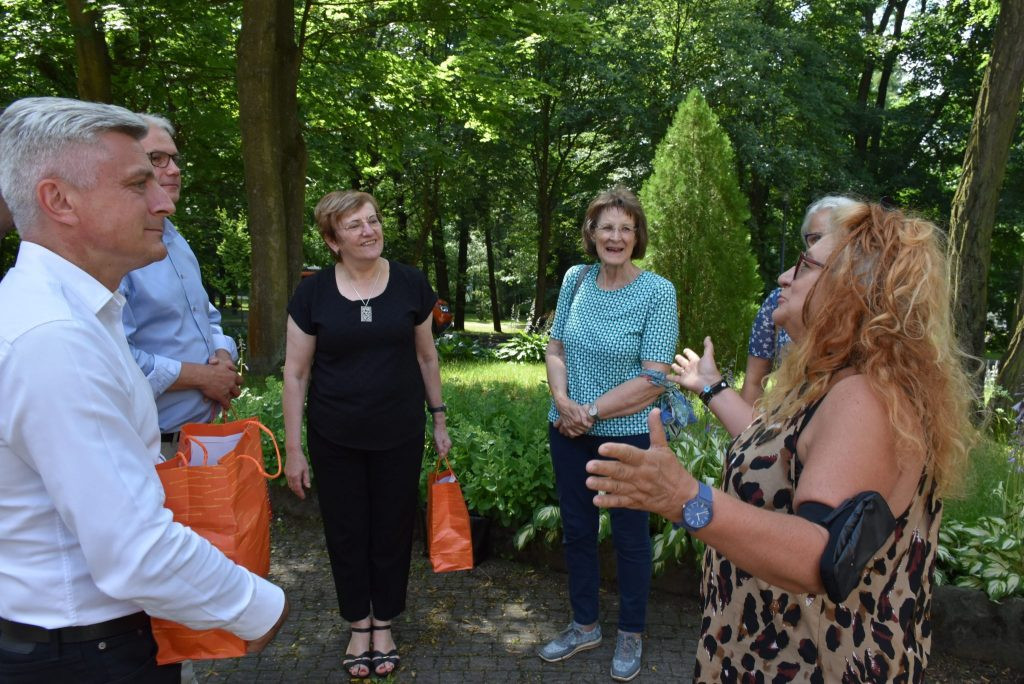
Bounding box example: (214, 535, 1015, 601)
(0, 97, 288, 683)
(120, 114, 242, 456)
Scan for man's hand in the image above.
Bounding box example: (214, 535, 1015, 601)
(246, 597, 290, 654)
(199, 355, 242, 410)
(585, 410, 697, 523)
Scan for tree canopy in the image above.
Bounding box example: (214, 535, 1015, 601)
(1, 0, 1021, 386)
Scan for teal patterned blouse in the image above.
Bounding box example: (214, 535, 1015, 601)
(548, 264, 679, 437)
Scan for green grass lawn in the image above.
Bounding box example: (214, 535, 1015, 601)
(944, 438, 1016, 523)
(462, 318, 528, 334)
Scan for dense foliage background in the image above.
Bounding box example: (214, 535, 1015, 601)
(1, 0, 1021, 374)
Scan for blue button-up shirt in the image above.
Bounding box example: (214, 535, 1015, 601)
(120, 218, 237, 432)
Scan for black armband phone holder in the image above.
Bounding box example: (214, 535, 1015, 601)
(795, 491, 897, 604)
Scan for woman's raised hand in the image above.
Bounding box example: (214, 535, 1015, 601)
(669, 336, 722, 394)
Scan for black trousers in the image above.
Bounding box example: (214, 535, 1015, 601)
(0, 619, 180, 683)
(308, 426, 424, 623)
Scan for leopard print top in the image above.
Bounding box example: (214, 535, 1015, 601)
(694, 399, 941, 683)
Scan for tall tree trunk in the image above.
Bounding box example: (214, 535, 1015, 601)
(237, 0, 307, 375)
(948, 0, 1024, 389)
(998, 263, 1024, 399)
(531, 94, 554, 331)
(867, 0, 909, 164)
(428, 173, 450, 302)
(453, 209, 470, 331)
(64, 0, 112, 103)
(484, 218, 502, 333)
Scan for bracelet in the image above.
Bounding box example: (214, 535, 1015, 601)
(427, 403, 447, 414)
(698, 380, 729, 406)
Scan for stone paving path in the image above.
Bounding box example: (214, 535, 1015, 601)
(195, 513, 699, 683)
(194, 506, 1021, 683)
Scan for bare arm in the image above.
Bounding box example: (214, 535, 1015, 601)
(282, 316, 315, 499)
(740, 355, 772, 404)
(545, 337, 593, 438)
(414, 316, 451, 458)
(669, 337, 754, 437)
(586, 376, 911, 595)
(588, 360, 671, 420)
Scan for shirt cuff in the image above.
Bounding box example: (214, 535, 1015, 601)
(225, 575, 286, 641)
(147, 357, 182, 397)
(212, 336, 238, 362)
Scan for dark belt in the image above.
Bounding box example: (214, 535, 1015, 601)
(0, 612, 149, 644)
(160, 431, 180, 443)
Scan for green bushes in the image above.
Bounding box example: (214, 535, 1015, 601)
(494, 331, 548, 364)
(230, 376, 291, 485)
(229, 360, 1024, 600)
(427, 361, 554, 528)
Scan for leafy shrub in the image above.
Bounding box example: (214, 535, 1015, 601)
(938, 400, 1024, 601)
(424, 362, 554, 528)
(230, 376, 291, 486)
(495, 331, 548, 364)
(435, 331, 495, 361)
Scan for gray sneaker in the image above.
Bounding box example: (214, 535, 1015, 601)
(537, 621, 602, 662)
(610, 631, 642, 681)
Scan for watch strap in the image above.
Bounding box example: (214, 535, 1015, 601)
(427, 403, 447, 414)
(699, 379, 729, 406)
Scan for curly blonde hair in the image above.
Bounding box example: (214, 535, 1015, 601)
(759, 202, 976, 495)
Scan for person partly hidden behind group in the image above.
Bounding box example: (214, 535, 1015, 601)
(0, 94, 973, 684)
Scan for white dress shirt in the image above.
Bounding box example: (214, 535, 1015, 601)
(0, 242, 283, 637)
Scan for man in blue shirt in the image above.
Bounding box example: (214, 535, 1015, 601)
(120, 115, 242, 455)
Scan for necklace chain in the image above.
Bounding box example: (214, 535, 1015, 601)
(347, 261, 382, 306)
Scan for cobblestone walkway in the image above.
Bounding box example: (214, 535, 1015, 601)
(195, 513, 699, 683)
(194, 506, 1022, 683)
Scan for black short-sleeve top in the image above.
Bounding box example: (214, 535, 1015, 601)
(287, 261, 437, 450)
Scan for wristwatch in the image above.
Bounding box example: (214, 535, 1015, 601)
(674, 481, 714, 532)
(587, 402, 600, 419)
(427, 403, 447, 414)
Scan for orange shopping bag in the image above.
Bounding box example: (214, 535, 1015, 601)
(426, 454, 474, 573)
(152, 417, 282, 664)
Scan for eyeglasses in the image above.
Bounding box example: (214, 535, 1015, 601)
(148, 151, 181, 168)
(596, 225, 635, 237)
(793, 251, 826, 278)
(342, 214, 381, 232)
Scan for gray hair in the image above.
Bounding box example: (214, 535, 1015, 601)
(137, 113, 175, 138)
(801, 195, 858, 241)
(0, 97, 148, 232)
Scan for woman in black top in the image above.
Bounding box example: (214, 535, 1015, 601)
(283, 190, 451, 679)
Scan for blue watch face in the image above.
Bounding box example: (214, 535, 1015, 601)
(684, 499, 712, 530)
(702, 385, 712, 394)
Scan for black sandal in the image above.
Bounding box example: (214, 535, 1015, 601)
(370, 624, 400, 677)
(343, 626, 373, 679)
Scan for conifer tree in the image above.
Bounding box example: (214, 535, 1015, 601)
(641, 89, 761, 370)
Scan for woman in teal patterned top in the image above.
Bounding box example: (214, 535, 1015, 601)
(537, 187, 678, 682)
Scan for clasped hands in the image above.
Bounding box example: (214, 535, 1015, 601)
(584, 338, 721, 521)
(552, 396, 594, 438)
(202, 350, 243, 411)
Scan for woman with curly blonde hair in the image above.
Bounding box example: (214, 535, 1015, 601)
(585, 201, 975, 682)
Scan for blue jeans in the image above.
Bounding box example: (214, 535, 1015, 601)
(549, 424, 652, 633)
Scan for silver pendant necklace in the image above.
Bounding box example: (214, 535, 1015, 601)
(347, 261, 382, 323)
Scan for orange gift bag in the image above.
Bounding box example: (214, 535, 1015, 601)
(426, 454, 474, 573)
(152, 417, 282, 664)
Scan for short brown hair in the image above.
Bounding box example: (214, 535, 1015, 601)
(581, 186, 648, 259)
(313, 190, 380, 262)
